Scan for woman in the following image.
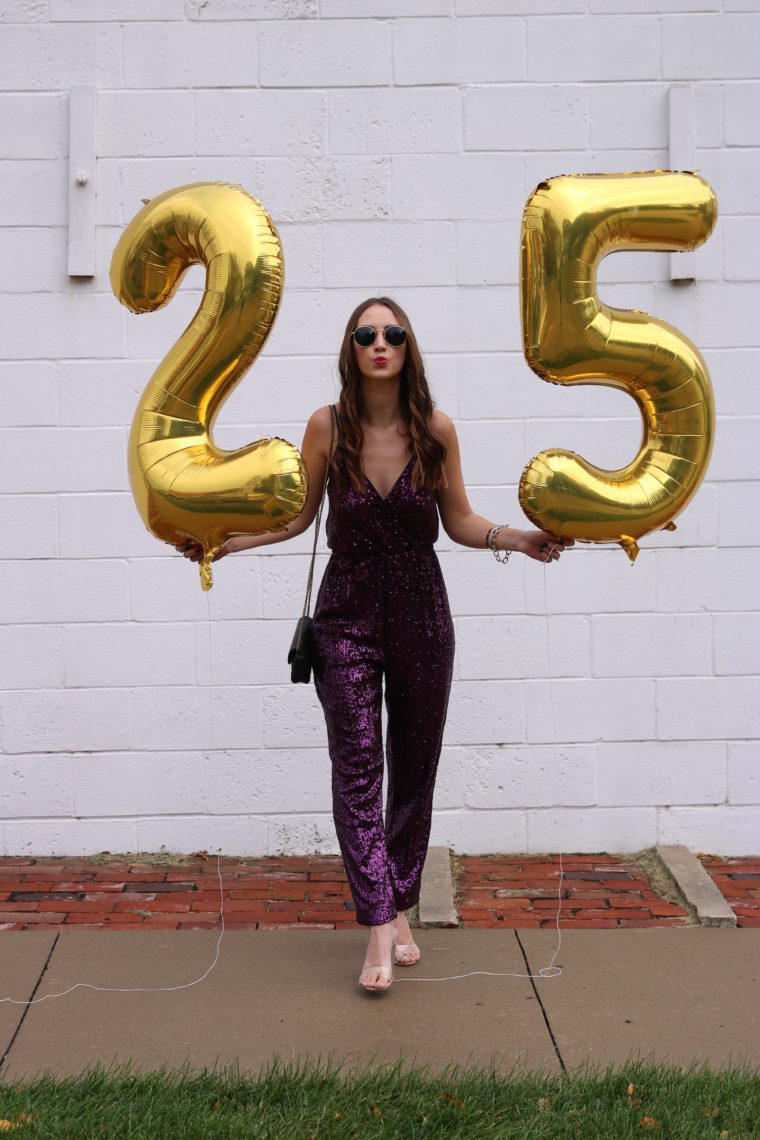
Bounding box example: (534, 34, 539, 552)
(180, 296, 569, 993)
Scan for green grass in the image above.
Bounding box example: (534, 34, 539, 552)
(1, 1055, 758, 1138)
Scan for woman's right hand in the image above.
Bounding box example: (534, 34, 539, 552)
(174, 537, 239, 563)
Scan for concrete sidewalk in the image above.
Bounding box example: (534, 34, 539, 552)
(1, 927, 758, 1082)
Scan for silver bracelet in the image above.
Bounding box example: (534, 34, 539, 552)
(486, 524, 511, 564)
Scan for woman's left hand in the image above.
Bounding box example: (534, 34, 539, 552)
(515, 529, 574, 563)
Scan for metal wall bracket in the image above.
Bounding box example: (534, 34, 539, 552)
(68, 85, 97, 278)
(668, 84, 697, 282)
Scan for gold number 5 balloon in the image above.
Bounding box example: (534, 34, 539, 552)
(110, 182, 308, 590)
(519, 170, 718, 562)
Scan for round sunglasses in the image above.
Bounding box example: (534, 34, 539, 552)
(351, 324, 407, 348)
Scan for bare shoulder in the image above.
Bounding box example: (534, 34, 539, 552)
(431, 408, 457, 444)
(304, 404, 336, 454)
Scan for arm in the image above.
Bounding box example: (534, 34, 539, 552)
(177, 405, 334, 563)
(433, 411, 571, 563)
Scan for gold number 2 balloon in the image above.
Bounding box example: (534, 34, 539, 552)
(110, 182, 308, 590)
(519, 170, 718, 562)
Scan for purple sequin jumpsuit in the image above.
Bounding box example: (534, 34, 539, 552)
(312, 451, 455, 927)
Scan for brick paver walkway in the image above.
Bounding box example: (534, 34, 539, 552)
(0, 856, 357, 932)
(0, 852, 757, 931)
(699, 856, 760, 928)
(453, 853, 690, 928)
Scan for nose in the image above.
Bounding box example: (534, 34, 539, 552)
(374, 329, 387, 349)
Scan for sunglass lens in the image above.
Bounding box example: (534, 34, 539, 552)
(353, 326, 376, 347)
(385, 325, 407, 346)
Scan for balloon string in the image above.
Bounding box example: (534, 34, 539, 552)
(398, 553, 563, 984)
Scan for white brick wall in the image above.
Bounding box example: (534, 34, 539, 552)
(1, 3, 757, 858)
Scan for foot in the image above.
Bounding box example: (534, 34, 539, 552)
(359, 921, 398, 992)
(393, 911, 421, 967)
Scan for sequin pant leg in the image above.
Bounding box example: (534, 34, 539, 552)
(313, 553, 454, 927)
(315, 632, 393, 926)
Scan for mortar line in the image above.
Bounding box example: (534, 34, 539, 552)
(0, 932, 60, 1073)
(514, 929, 567, 1077)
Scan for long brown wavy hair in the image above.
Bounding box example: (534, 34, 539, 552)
(332, 296, 447, 494)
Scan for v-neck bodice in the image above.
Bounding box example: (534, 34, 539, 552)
(324, 453, 440, 557)
(364, 456, 414, 503)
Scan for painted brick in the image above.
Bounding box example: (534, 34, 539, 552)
(0, 294, 124, 361)
(464, 85, 587, 151)
(65, 622, 196, 688)
(727, 741, 760, 805)
(131, 556, 261, 623)
(73, 753, 205, 816)
(322, 221, 456, 287)
(657, 806, 760, 852)
(0, 0, 47, 19)
(707, 350, 760, 416)
(0, 23, 121, 89)
(525, 547, 655, 616)
(437, 551, 527, 617)
(444, 680, 525, 745)
(696, 148, 760, 214)
(657, 677, 760, 740)
(663, 14, 760, 79)
(259, 20, 390, 87)
(528, 17, 660, 82)
(526, 678, 656, 743)
(456, 223, 519, 287)
(0, 94, 66, 159)
(725, 82, 760, 145)
(97, 91, 193, 158)
(212, 814, 269, 857)
(656, 548, 760, 613)
(457, 615, 590, 679)
(1, 160, 67, 227)
(0, 495, 57, 558)
(0, 362, 57, 426)
(330, 88, 460, 155)
(715, 613, 760, 675)
(392, 154, 525, 220)
(207, 748, 331, 815)
(261, 685, 328, 749)
(0, 428, 126, 493)
(124, 22, 258, 88)
(592, 0, 718, 9)
(465, 743, 596, 808)
(0, 755, 74, 818)
(718, 483, 760, 548)
(430, 809, 528, 855)
(592, 614, 712, 677)
(58, 493, 157, 559)
(266, 813, 338, 857)
(0, 559, 129, 624)
(0, 625, 62, 690)
(394, 17, 526, 85)
(456, 0, 583, 10)
(596, 741, 726, 806)
(528, 808, 657, 854)
(0, 689, 131, 753)
(723, 218, 760, 281)
(52, 0, 184, 17)
(195, 90, 327, 157)
(4, 819, 138, 858)
(186, 0, 317, 17)
(0, 228, 67, 293)
(208, 619, 294, 686)
(323, 0, 447, 14)
(136, 816, 221, 856)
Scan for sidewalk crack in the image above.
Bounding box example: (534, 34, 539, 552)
(0, 932, 60, 1073)
(514, 929, 567, 1077)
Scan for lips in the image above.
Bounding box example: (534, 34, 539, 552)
(374, 356, 387, 364)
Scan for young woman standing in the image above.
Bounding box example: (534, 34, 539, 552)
(180, 296, 569, 993)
